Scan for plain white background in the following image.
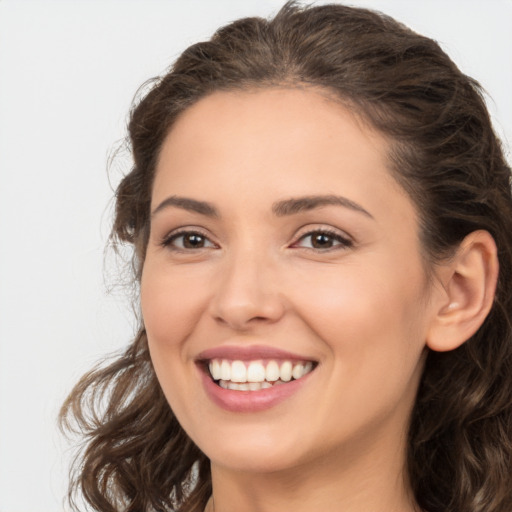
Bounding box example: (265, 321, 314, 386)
(0, 1, 510, 511)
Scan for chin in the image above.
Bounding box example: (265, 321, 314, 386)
(208, 445, 305, 474)
(190, 422, 312, 474)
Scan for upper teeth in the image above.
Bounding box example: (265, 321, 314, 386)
(208, 359, 314, 383)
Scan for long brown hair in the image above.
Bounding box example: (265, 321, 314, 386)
(60, 3, 512, 511)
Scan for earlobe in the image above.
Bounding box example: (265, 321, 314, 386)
(426, 230, 499, 352)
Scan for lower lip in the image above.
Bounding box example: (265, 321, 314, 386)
(199, 367, 313, 413)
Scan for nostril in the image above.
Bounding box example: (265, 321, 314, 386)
(214, 315, 278, 333)
(207, 267, 286, 329)
(251, 316, 272, 322)
(212, 304, 285, 330)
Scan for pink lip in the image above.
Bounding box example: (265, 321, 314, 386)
(199, 367, 313, 413)
(196, 344, 314, 362)
(196, 345, 317, 412)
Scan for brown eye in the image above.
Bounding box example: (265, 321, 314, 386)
(311, 232, 336, 248)
(294, 230, 353, 250)
(183, 233, 206, 248)
(164, 231, 216, 250)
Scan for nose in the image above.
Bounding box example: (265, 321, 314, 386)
(208, 250, 286, 331)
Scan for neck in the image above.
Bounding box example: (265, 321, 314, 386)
(206, 430, 418, 512)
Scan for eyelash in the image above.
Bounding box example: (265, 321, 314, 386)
(292, 228, 353, 251)
(160, 229, 216, 251)
(160, 228, 353, 252)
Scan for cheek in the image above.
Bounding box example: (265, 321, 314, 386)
(140, 263, 208, 423)
(140, 262, 209, 349)
(297, 264, 429, 423)
(289, 257, 430, 367)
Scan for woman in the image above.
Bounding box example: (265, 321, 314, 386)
(60, 2, 512, 511)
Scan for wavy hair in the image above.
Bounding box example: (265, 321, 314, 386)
(60, 2, 512, 511)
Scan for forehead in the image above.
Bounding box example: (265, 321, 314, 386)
(162, 87, 385, 159)
(153, 87, 409, 219)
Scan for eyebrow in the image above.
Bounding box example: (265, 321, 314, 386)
(272, 195, 374, 219)
(152, 196, 219, 218)
(151, 194, 373, 219)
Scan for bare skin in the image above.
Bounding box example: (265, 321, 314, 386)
(141, 88, 498, 512)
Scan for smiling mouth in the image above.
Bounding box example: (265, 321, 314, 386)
(206, 358, 316, 391)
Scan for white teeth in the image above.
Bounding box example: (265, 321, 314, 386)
(265, 360, 280, 381)
(219, 380, 276, 391)
(247, 361, 266, 382)
(292, 362, 304, 380)
(209, 360, 221, 380)
(280, 361, 293, 382)
(208, 358, 315, 390)
(230, 360, 247, 382)
(220, 360, 231, 381)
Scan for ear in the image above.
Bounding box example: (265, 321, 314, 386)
(426, 230, 499, 352)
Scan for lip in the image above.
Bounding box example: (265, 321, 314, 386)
(199, 365, 314, 412)
(196, 344, 317, 413)
(196, 344, 314, 362)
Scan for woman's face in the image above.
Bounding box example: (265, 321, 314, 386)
(141, 88, 439, 474)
